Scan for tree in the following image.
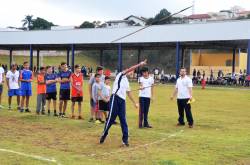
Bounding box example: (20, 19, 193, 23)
(31, 17, 54, 30)
(79, 21, 95, 28)
(22, 15, 34, 30)
(146, 9, 172, 25)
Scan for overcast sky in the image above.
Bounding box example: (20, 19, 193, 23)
(1, 0, 250, 27)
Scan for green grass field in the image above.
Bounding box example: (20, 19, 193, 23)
(0, 81, 250, 165)
(0, 54, 99, 68)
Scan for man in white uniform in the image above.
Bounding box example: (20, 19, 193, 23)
(171, 67, 194, 128)
(100, 60, 147, 147)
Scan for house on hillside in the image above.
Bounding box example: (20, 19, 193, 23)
(185, 14, 212, 23)
(101, 15, 147, 28)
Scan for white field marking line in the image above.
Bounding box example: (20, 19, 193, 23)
(0, 148, 61, 165)
(88, 130, 184, 157)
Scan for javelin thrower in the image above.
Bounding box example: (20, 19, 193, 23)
(100, 59, 147, 147)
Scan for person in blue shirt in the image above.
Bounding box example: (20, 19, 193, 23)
(20, 61, 33, 113)
(58, 62, 71, 117)
(45, 66, 58, 116)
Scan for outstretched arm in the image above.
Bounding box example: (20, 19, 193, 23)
(122, 59, 147, 75)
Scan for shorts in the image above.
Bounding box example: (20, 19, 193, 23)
(0, 84, 3, 94)
(20, 89, 32, 96)
(46, 92, 57, 100)
(8, 89, 21, 97)
(90, 98, 95, 108)
(98, 100, 110, 112)
(71, 97, 83, 102)
(90, 99, 98, 111)
(59, 89, 70, 100)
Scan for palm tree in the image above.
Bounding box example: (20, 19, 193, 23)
(22, 15, 33, 30)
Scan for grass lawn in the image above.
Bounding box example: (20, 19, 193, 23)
(0, 54, 99, 68)
(0, 81, 250, 165)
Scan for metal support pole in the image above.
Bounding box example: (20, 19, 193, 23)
(181, 47, 185, 67)
(232, 48, 236, 73)
(100, 49, 103, 66)
(247, 40, 250, 75)
(175, 42, 180, 79)
(9, 49, 13, 69)
(37, 50, 40, 72)
(67, 49, 70, 66)
(29, 45, 33, 71)
(71, 44, 75, 72)
(118, 43, 123, 72)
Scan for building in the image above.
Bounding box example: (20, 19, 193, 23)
(185, 14, 212, 23)
(101, 15, 147, 28)
(190, 50, 247, 76)
(101, 20, 132, 28)
(124, 15, 147, 26)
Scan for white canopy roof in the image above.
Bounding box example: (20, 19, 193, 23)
(0, 20, 249, 45)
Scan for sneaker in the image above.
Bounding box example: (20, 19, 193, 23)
(41, 111, 46, 115)
(48, 110, 51, 116)
(71, 115, 75, 119)
(99, 135, 106, 144)
(189, 125, 193, 128)
(95, 120, 102, 124)
(176, 123, 185, 126)
(20, 108, 24, 113)
(61, 113, 66, 118)
(88, 118, 94, 122)
(36, 112, 40, 115)
(144, 125, 153, 128)
(25, 108, 31, 113)
(53, 110, 58, 117)
(17, 106, 21, 111)
(8, 106, 13, 110)
(122, 142, 129, 147)
(99, 119, 105, 124)
(78, 116, 83, 120)
(59, 113, 62, 117)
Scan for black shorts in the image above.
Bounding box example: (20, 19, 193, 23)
(71, 97, 83, 102)
(59, 89, 70, 100)
(46, 92, 57, 100)
(98, 100, 110, 112)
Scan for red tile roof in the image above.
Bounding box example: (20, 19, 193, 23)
(186, 14, 211, 19)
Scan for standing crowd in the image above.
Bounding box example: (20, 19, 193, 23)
(0, 60, 194, 146)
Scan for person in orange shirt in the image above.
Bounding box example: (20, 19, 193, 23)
(71, 65, 83, 119)
(36, 67, 46, 115)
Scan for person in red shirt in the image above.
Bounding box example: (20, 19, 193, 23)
(71, 65, 84, 119)
(36, 67, 46, 115)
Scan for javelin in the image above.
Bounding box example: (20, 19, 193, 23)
(111, 5, 193, 43)
(130, 83, 159, 92)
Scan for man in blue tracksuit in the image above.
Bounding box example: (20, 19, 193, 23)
(100, 60, 147, 147)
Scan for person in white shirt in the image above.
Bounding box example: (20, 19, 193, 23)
(6, 64, 21, 110)
(0, 64, 5, 109)
(138, 67, 154, 128)
(100, 59, 147, 147)
(171, 67, 194, 128)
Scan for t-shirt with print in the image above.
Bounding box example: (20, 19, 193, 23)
(6, 70, 20, 89)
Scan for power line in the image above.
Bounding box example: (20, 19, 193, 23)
(111, 5, 193, 43)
